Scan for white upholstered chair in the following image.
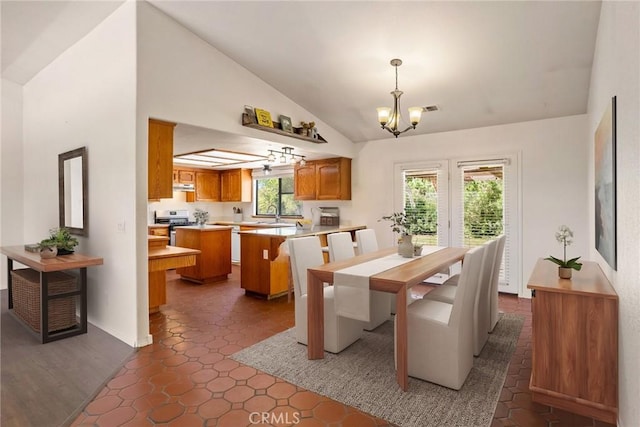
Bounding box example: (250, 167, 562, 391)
(423, 238, 499, 356)
(355, 229, 378, 255)
(489, 234, 506, 332)
(395, 245, 485, 390)
(327, 232, 391, 331)
(289, 236, 363, 353)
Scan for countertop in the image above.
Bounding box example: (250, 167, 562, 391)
(211, 221, 296, 228)
(176, 225, 233, 231)
(237, 224, 366, 238)
(148, 245, 201, 260)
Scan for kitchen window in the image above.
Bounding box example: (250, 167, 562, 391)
(255, 175, 302, 217)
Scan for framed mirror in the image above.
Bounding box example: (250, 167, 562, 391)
(59, 147, 88, 236)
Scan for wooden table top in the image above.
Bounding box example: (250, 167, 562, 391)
(148, 246, 201, 260)
(0, 246, 103, 272)
(527, 258, 617, 298)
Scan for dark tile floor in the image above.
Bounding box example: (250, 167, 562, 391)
(71, 267, 615, 426)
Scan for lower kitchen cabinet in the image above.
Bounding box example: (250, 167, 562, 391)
(175, 226, 232, 284)
(240, 233, 289, 299)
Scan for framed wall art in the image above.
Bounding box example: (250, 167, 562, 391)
(254, 108, 273, 128)
(594, 96, 617, 270)
(279, 115, 293, 133)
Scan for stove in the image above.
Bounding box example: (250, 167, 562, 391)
(154, 210, 195, 245)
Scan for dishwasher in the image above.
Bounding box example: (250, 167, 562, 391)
(231, 226, 240, 263)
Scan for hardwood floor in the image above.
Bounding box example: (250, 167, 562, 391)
(3, 266, 615, 426)
(0, 290, 133, 427)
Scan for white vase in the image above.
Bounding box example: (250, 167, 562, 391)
(398, 234, 414, 258)
(39, 246, 57, 259)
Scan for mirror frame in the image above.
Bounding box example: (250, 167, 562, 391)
(59, 146, 88, 236)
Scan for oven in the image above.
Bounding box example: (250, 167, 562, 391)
(154, 210, 194, 246)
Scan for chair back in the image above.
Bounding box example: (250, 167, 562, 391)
(327, 232, 355, 262)
(288, 236, 324, 297)
(355, 229, 378, 255)
(449, 245, 485, 327)
(491, 235, 506, 288)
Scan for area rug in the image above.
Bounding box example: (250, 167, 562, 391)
(232, 313, 524, 427)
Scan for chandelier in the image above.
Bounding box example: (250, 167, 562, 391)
(266, 147, 306, 166)
(376, 59, 423, 137)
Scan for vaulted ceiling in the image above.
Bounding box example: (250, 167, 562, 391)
(2, 1, 601, 143)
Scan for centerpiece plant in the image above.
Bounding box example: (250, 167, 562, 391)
(39, 227, 79, 256)
(380, 211, 421, 258)
(193, 209, 210, 226)
(545, 225, 582, 279)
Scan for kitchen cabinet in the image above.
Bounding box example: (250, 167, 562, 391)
(294, 157, 351, 200)
(240, 233, 289, 299)
(220, 168, 252, 202)
(148, 225, 169, 237)
(176, 226, 232, 284)
(527, 259, 618, 424)
(194, 170, 220, 201)
(148, 119, 175, 200)
(173, 167, 195, 184)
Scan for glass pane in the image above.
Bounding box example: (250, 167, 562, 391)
(463, 166, 504, 247)
(404, 172, 438, 246)
(255, 178, 280, 215)
(281, 176, 295, 193)
(281, 193, 302, 216)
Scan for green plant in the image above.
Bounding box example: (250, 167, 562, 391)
(47, 227, 79, 252)
(380, 211, 420, 236)
(193, 209, 210, 225)
(38, 238, 58, 249)
(545, 225, 582, 270)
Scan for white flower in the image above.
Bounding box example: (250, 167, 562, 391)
(555, 225, 573, 245)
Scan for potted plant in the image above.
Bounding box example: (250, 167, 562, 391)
(38, 238, 58, 259)
(545, 225, 582, 279)
(47, 227, 79, 255)
(193, 209, 210, 227)
(380, 211, 420, 258)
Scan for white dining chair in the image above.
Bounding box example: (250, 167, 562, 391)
(289, 236, 363, 353)
(327, 232, 391, 331)
(355, 229, 378, 255)
(394, 245, 485, 390)
(489, 234, 506, 333)
(423, 238, 499, 356)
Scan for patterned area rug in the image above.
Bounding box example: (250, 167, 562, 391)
(232, 313, 524, 427)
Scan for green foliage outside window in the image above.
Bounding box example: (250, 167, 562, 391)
(463, 179, 503, 242)
(256, 176, 302, 216)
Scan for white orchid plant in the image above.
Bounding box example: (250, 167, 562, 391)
(545, 225, 582, 271)
(193, 209, 210, 225)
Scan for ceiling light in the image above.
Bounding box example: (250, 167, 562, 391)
(263, 164, 272, 175)
(266, 147, 306, 165)
(267, 151, 276, 163)
(377, 58, 422, 138)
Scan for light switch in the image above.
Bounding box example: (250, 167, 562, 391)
(117, 221, 126, 233)
(263, 249, 269, 259)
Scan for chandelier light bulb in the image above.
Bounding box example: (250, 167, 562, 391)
(267, 151, 276, 163)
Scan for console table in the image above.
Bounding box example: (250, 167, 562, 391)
(527, 259, 618, 424)
(1, 246, 103, 343)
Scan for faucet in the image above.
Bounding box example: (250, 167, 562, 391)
(267, 204, 280, 223)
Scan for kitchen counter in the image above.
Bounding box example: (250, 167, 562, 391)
(176, 226, 232, 283)
(238, 224, 365, 238)
(178, 225, 234, 231)
(210, 221, 296, 228)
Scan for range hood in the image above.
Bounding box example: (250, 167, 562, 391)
(173, 183, 195, 192)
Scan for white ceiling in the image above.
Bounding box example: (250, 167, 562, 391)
(2, 1, 601, 144)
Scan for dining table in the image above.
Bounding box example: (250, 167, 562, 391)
(306, 245, 469, 391)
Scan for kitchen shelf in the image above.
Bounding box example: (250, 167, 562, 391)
(242, 113, 327, 144)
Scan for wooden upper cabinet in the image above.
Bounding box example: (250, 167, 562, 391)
(174, 168, 195, 184)
(220, 169, 252, 202)
(294, 157, 351, 200)
(148, 119, 176, 200)
(294, 163, 317, 200)
(195, 170, 220, 201)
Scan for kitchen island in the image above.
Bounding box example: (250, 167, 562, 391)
(175, 225, 232, 284)
(239, 225, 366, 299)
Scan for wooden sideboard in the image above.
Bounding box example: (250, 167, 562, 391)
(527, 259, 618, 424)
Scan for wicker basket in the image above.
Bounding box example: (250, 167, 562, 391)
(11, 268, 77, 333)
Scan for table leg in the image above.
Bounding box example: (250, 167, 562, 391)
(40, 271, 49, 344)
(307, 270, 324, 359)
(7, 258, 13, 309)
(80, 268, 88, 334)
(396, 286, 408, 391)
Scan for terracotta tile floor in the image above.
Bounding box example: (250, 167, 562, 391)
(71, 267, 615, 427)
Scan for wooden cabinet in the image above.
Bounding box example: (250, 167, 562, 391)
(194, 170, 220, 201)
(148, 119, 176, 200)
(240, 233, 289, 299)
(220, 169, 252, 202)
(148, 225, 169, 237)
(173, 168, 195, 184)
(527, 259, 618, 424)
(294, 157, 351, 200)
(176, 227, 232, 284)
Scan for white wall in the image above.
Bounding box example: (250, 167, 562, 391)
(353, 114, 589, 296)
(587, 2, 640, 425)
(1, 79, 25, 290)
(21, 2, 139, 346)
